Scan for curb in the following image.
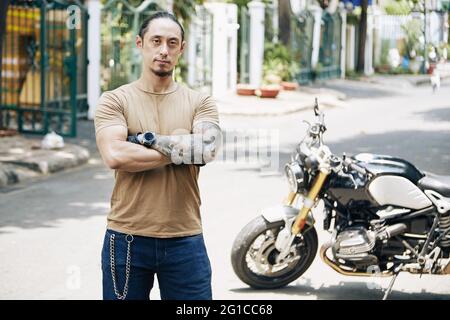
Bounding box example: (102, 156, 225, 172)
(218, 103, 315, 117)
(0, 164, 40, 188)
(354, 74, 450, 87)
(0, 138, 90, 188)
(413, 74, 450, 86)
(298, 86, 348, 101)
(218, 96, 345, 117)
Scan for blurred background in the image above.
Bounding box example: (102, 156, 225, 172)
(0, 0, 448, 137)
(0, 0, 449, 300)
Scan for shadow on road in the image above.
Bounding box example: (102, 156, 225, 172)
(415, 107, 450, 123)
(310, 80, 402, 99)
(0, 164, 112, 233)
(229, 280, 450, 300)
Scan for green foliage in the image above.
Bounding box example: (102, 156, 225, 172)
(174, 56, 188, 84)
(346, 13, 359, 25)
(375, 64, 413, 74)
(262, 42, 299, 82)
(384, 0, 412, 15)
(380, 39, 391, 66)
(436, 42, 449, 60)
(226, 0, 272, 7)
(401, 19, 424, 59)
(226, 0, 252, 7)
(442, 0, 450, 11)
(173, 0, 204, 25)
(264, 42, 291, 64)
(345, 70, 362, 79)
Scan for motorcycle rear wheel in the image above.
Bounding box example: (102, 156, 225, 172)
(231, 215, 318, 289)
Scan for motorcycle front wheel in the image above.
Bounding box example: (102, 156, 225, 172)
(231, 215, 318, 289)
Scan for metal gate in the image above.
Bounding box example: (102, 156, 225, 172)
(100, 0, 161, 91)
(239, 6, 250, 84)
(0, 0, 88, 137)
(264, 1, 278, 44)
(290, 10, 314, 84)
(316, 11, 342, 81)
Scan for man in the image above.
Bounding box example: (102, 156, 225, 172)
(95, 11, 221, 300)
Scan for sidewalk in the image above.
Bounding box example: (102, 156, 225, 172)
(216, 87, 347, 116)
(356, 62, 450, 88)
(0, 135, 90, 188)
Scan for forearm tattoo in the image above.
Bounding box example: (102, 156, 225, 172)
(151, 122, 222, 165)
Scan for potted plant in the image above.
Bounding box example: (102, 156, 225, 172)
(401, 19, 424, 74)
(280, 80, 299, 91)
(262, 42, 299, 92)
(236, 83, 257, 96)
(256, 84, 281, 98)
(281, 60, 300, 90)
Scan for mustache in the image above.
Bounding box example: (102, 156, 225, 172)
(154, 59, 171, 63)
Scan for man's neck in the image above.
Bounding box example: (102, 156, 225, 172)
(138, 72, 176, 94)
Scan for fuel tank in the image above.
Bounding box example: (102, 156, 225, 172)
(327, 153, 430, 208)
(354, 153, 432, 210)
(353, 153, 424, 183)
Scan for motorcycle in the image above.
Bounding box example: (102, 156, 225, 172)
(231, 99, 450, 299)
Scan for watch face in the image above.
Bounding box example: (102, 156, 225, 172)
(144, 132, 154, 141)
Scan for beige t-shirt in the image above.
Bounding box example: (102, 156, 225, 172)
(94, 81, 220, 238)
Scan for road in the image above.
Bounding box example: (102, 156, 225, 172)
(0, 79, 449, 299)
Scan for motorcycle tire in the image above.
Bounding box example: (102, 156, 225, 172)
(231, 215, 318, 289)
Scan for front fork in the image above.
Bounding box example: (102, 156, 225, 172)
(291, 169, 329, 235)
(275, 169, 329, 264)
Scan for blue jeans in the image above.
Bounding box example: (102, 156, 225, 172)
(101, 229, 212, 300)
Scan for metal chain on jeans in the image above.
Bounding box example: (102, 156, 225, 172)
(109, 233, 134, 300)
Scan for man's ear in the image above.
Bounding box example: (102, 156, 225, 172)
(180, 40, 186, 55)
(136, 35, 143, 49)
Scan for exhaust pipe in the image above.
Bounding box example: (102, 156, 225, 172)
(320, 224, 408, 277)
(376, 223, 407, 241)
(319, 242, 392, 277)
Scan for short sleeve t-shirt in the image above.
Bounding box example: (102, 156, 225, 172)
(94, 80, 220, 238)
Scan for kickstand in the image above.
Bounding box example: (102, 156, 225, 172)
(382, 264, 403, 300)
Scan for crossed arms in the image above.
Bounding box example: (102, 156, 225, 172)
(96, 122, 222, 173)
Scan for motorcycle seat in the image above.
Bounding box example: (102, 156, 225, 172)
(418, 173, 450, 197)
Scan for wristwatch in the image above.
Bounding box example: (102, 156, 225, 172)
(127, 131, 156, 148)
(141, 131, 156, 147)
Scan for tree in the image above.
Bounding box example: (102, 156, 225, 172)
(0, 0, 9, 129)
(317, 0, 330, 9)
(278, 0, 293, 45)
(356, 0, 368, 73)
(173, 0, 204, 25)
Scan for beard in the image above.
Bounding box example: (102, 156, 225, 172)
(151, 67, 174, 78)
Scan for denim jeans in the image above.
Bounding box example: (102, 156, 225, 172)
(101, 229, 212, 300)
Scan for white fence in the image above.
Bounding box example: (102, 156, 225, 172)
(376, 13, 448, 44)
(377, 15, 412, 42)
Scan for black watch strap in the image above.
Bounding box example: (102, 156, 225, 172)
(127, 132, 142, 145)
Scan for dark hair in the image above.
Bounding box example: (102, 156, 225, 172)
(138, 11, 185, 42)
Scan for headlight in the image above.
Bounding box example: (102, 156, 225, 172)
(284, 162, 304, 193)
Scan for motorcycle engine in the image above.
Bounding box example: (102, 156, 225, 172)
(332, 227, 378, 268)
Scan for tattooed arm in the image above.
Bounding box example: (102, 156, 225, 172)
(129, 122, 222, 165)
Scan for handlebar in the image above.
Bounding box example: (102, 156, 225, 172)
(343, 158, 367, 176)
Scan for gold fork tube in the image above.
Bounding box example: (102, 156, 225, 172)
(284, 192, 297, 206)
(291, 170, 329, 235)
